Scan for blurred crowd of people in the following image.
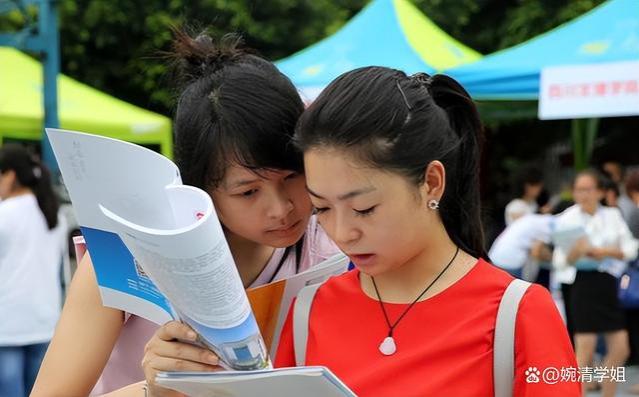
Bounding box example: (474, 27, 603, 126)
(489, 161, 639, 397)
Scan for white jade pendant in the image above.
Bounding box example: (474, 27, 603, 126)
(379, 336, 397, 356)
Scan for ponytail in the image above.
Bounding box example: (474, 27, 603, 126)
(32, 164, 60, 230)
(428, 75, 486, 259)
(0, 144, 59, 230)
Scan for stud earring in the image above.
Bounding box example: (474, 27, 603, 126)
(427, 199, 439, 210)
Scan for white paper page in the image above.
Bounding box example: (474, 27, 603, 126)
(100, 184, 269, 370)
(156, 366, 356, 397)
(46, 128, 177, 322)
(100, 185, 250, 328)
(46, 128, 180, 231)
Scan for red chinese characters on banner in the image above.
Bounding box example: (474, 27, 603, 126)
(549, 79, 639, 99)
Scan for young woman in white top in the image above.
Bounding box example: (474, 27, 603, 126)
(504, 166, 544, 226)
(0, 144, 66, 397)
(31, 30, 340, 397)
(553, 169, 638, 397)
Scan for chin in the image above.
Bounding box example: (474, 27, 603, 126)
(353, 263, 387, 277)
(263, 231, 305, 248)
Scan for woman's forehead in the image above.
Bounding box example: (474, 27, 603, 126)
(222, 164, 290, 188)
(575, 174, 597, 186)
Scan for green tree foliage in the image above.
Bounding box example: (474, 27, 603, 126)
(57, 0, 359, 114)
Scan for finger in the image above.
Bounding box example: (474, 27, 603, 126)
(156, 321, 198, 342)
(150, 340, 219, 366)
(149, 356, 222, 373)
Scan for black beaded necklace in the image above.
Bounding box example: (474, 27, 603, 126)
(372, 246, 459, 355)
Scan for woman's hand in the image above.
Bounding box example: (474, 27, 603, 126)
(530, 241, 552, 262)
(587, 246, 624, 261)
(142, 321, 221, 397)
(587, 247, 608, 261)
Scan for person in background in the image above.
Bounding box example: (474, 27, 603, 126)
(602, 160, 635, 221)
(601, 175, 620, 208)
(553, 169, 638, 397)
(504, 165, 544, 226)
(0, 144, 66, 397)
(625, 169, 639, 238)
(488, 213, 553, 281)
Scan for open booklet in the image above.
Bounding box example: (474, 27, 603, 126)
(551, 225, 587, 253)
(156, 366, 356, 397)
(46, 128, 349, 370)
(246, 252, 348, 361)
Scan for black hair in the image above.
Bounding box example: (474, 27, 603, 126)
(536, 188, 550, 209)
(295, 67, 486, 259)
(600, 174, 620, 207)
(601, 160, 625, 180)
(601, 175, 620, 196)
(170, 29, 304, 190)
(514, 165, 543, 197)
(551, 199, 574, 215)
(0, 144, 59, 229)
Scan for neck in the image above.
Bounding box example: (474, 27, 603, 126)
(5, 187, 32, 199)
(361, 222, 477, 304)
(225, 232, 275, 288)
(581, 204, 598, 215)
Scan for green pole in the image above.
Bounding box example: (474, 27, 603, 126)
(572, 119, 585, 171)
(584, 118, 600, 164)
(571, 118, 600, 171)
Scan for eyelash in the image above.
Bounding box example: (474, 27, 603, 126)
(238, 189, 258, 198)
(312, 206, 377, 217)
(355, 206, 377, 217)
(285, 172, 300, 180)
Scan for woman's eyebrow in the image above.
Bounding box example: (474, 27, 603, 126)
(226, 178, 260, 189)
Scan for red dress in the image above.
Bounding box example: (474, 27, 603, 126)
(275, 259, 580, 397)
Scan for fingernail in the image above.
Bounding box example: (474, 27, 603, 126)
(187, 331, 197, 340)
(208, 354, 218, 364)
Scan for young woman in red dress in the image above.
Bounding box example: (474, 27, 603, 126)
(275, 67, 581, 397)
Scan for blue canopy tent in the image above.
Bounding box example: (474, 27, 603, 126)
(276, 0, 481, 101)
(446, 0, 639, 101)
(444, 0, 639, 168)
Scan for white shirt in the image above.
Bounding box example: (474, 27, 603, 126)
(504, 198, 538, 226)
(489, 214, 553, 270)
(552, 204, 638, 284)
(0, 194, 66, 345)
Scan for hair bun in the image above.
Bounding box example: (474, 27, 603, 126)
(170, 28, 249, 86)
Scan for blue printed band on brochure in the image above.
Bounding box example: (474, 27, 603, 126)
(81, 226, 173, 316)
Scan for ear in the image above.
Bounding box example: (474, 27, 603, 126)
(419, 161, 446, 202)
(3, 170, 17, 185)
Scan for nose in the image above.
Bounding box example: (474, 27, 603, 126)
(328, 212, 360, 246)
(265, 187, 295, 221)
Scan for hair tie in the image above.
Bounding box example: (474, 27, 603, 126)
(411, 72, 432, 88)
